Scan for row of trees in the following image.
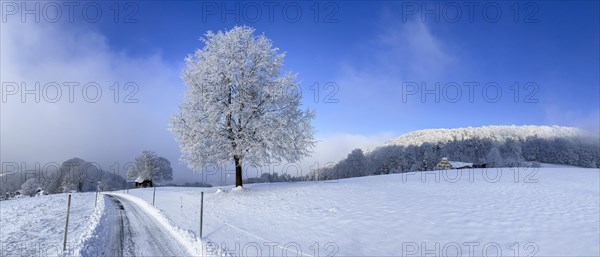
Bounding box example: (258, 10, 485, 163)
(1, 151, 173, 199)
(307, 136, 600, 181)
(244, 172, 300, 184)
(0, 158, 128, 198)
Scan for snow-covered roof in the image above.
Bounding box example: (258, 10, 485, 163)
(448, 161, 473, 168)
(135, 176, 145, 183)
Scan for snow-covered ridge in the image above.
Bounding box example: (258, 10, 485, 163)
(382, 125, 589, 148)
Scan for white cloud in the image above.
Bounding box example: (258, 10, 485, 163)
(301, 132, 396, 167)
(376, 19, 453, 78)
(338, 15, 454, 82)
(321, 17, 458, 137)
(332, 16, 457, 108)
(1, 21, 183, 178)
(544, 107, 600, 136)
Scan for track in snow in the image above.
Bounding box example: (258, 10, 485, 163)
(105, 194, 191, 257)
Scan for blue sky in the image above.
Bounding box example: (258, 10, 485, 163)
(91, 1, 599, 134)
(1, 1, 598, 184)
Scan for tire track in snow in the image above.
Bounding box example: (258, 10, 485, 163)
(105, 195, 136, 257)
(105, 194, 190, 257)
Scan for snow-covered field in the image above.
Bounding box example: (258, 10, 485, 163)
(124, 167, 599, 256)
(1, 167, 598, 256)
(0, 192, 97, 257)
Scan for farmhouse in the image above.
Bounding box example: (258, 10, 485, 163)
(435, 157, 486, 170)
(135, 176, 153, 188)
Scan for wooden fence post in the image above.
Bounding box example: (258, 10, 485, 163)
(200, 192, 204, 239)
(152, 186, 156, 206)
(63, 193, 72, 252)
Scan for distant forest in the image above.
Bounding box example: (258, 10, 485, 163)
(305, 136, 600, 181)
(243, 135, 600, 184)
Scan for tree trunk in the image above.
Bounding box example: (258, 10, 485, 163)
(234, 155, 243, 187)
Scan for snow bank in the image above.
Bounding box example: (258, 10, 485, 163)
(71, 194, 109, 257)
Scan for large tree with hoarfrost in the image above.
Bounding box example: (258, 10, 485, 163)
(170, 26, 315, 188)
(128, 151, 173, 184)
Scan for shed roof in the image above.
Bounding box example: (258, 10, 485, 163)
(448, 161, 473, 168)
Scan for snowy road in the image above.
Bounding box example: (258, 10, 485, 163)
(104, 194, 192, 257)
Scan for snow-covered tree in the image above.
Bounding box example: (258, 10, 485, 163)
(155, 157, 173, 182)
(170, 26, 315, 187)
(337, 149, 367, 177)
(485, 146, 503, 167)
(47, 158, 97, 193)
(20, 178, 41, 197)
(128, 151, 173, 184)
(500, 139, 525, 166)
